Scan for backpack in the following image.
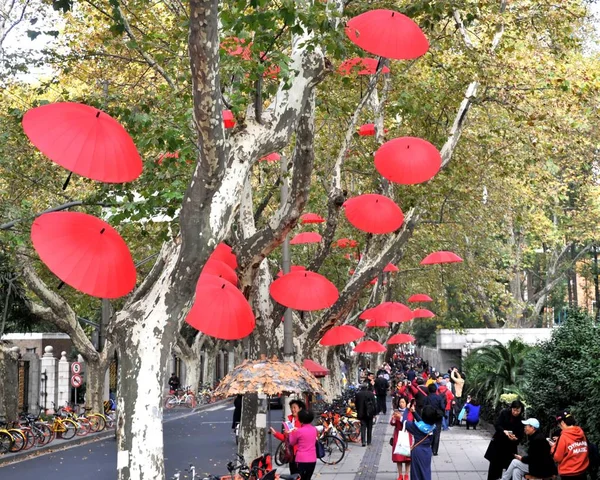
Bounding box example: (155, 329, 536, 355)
(366, 395, 377, 417)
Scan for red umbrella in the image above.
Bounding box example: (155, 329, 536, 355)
(260, 152, 281, 162)
(353, 340, 387, 353)
(336, 238, 358, 248)
(186, 275, 255, 340)
(290, 232, 322, 245)
(200, 258, 238, 286)
(383, 263, 399, 272)
(209, 243, 238, 270)
(420, 251, 463, 265)
(408, 294, 433, 303)
(343, 194, 404, 234)
(320, 325, 365, 346)
(22, 102, 142, 184)
(365, 318, 390, 328)
(270, 271, 339, 311)
(358, 124, 375, 136)
(302, 359, 330, 377)
(388, 333, 416, 344)
(276, 265, 307, 278)
(338, 57, 390, 75)
(345, 9, 429, 60)
(221, 37, 252, 59)
(300, 213, 325, 224)
(30, 212, 136, 298)
(360, 302, 413, 323)
(223, 110, 236, 129)
(375, 137, 442, 185)
(413, 308, 435, 319)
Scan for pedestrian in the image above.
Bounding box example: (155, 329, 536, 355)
(465, 398, 481, 430)
(288, 409, 318, 480)
(402, 403, 438, 480)
(501, 418, 557, 480)
(437, 380, 454, 431)
(411, 377, 429, 416)
(232, 394, 242, 430)
(550, 410, 590, 480)
(355, 382, 377, 446)
(270, 399, 306, 474)
(391, 397, 414, 480)
(450, 368, 464, 398)
(484, 400, 525, 480)
(423, 383, 445, 456)
(375, 373, 390, 415)
(168, 372, 180, 393)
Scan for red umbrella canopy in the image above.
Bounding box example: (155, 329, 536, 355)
(300, 213, 325, 224)
(358, 123, 376, 136)
(360, 302, 413, 323)
(383, 263, 399, 273)
(290, 232, 322, 245)
(345, 9, 429, 60)
(320, 325, 365, 346)
(221, 37, 252, 59)
(343, 194, 404, 234)
(374, 137, 442, 185)
(223, 110, 236, 129)
(420, 251, 463, 265)
(30, 212, 136, 298)
(270, 271, 339, 311)
(22, 102, 142, 183)
(388, 333, 416, 344)
(338, 57, 391, 75)
(186, 275, 255, 340)
(408, 294, 433, 303)
(336, 238, 358, 248)
(353, 340, 387, 353)
(413, 308, 435, 319)
(276, 265, 307, 278)
(209, 243, 238, 270)
(200, 258, 238, 286)
(302, 359, 330, 377)
(260, 152, 281, 162)
(365, 318, 390, 328)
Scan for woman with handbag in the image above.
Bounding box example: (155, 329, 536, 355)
(401, 404, 438, 480)
(484, 400, 525, 480)
(270, 399, 306, 474)
(391, 397, 414, 480)
(288, 409, 318, 480)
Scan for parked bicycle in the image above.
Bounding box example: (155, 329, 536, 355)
(165, 385, 197, 409)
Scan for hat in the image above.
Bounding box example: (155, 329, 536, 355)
(522, 418, 540, 429)
(443, 374, 450, 379)
(556, 410, 571, 422)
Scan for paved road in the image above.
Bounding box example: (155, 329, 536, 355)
(0, 404, 286, 480)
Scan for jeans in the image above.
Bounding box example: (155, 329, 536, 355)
(501, 459, 528, 480)
(431, 420, 442, 454)
(296, 462, 316, 480)
(442, 413, 449, 430)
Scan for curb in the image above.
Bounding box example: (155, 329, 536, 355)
(0, 398, 232, 467)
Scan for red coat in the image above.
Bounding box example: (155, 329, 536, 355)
(391, 410, 414, 463)
(438, 385, 454, 411)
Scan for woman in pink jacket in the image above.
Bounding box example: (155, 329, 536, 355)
(288, 409, 318, 480)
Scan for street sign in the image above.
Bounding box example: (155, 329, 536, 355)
(71, 362, 82, 374)
(71, 374, 83, 388)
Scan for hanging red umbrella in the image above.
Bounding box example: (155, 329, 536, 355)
(383, 263, 399, 272)
(200, 258, 238, 286)
(260, 152, 281, 162)
(369, 277, 387, 286)
(407, 294, 433, 303)
(270, 271, 339, 311)
(22, 102, 142, 184)
(413, 308, 435, 318)
(358, 124, 376, 136)
(360, 302, 413, 323)
(302, 359, 330, 378)
(300, 213, 325, 224)
(353, 340, 387, 353)
(276, 265, 306, 278)
(420, 251, 463, 265)
(338, 57, 390, 75)
(336, 238, 358, 248)
(388, 333, 416, 344)
(223, 110, 236, 129)
(343, 194, 404, 234)
(345, 10, 429, 60)
(374, 137, 442, 185)
(186, 275, 255, 340)
(365, 318, 390, 328)
(30, 212, 136, 298)
(320, 325, 365, 346)
(290, 232, 322, 245)
(221, 37, 252, 59)
(209, 243, 238, 270)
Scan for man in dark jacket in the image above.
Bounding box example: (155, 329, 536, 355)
(424, 383, 445, 455)
(374, 374, 389, 415)
(410, 377, 429, 415)
(354, 382, 376, 447)
(501, 418, 557, 480)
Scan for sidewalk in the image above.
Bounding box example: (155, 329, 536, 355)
(312, 412, 492, 480)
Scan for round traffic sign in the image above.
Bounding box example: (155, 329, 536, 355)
(71, 374, 83, 388)
(71, 362, 82, 374)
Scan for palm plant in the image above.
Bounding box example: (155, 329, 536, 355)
(464, 339, 532, 407)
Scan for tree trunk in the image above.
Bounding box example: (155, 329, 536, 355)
(0, 345, 19, 421)
(594, 245, 599, 322)
(239, 394, 269, 462)
(570, 244, 578, 307)
(85, 354, 110, 413)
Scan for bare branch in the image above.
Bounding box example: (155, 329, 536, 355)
(453, 10, 475, 49)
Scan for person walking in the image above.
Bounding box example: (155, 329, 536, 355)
(423, 383, 445, 456)
(501, 418, 557, 480)
(270, 399, 306, 474)
(391, 397, 414, 480)
(484, 400, 525, 480)
(355, 382, 377, 446)
(288, 409, 318, 480)
(375, 373, 390, 415)
(402, 404, 438, 480)
(551, 410, 590, 480)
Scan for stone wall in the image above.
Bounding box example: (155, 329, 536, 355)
(417, 346, 462, 373)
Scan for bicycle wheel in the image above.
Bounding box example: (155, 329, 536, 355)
(20, 427, 36, 450)
(88, 414, 105, 432)
(0, 431, 13, 454)
(75, 419, 90, 436)
(164, 395, 177, 409)
(318, 435, 345, 465)
(184, 395, 196, 409)
(34, 423, 53, 446)
(345, 420, 361, 443)
(8, 429, 26, 452)
(59, 419, 78, 440)
(274, 442, 287, 466)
